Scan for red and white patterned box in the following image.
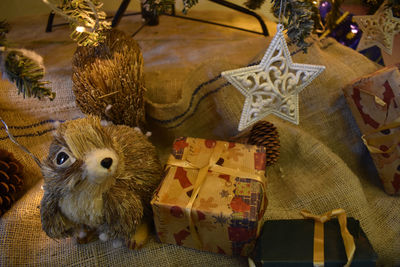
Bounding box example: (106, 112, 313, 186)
(343, 64, 400, 195)
(151, 137, 267, 256)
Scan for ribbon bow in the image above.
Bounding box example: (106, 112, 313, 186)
(301, 209, 356, 267)
(362, 121, 400, 154)
(167, 141, 266, 248)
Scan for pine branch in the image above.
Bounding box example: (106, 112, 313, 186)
(271, 0, 315, 52)
(182, 0, 199, 13)
(0, 20, 10, 47)
(0, 20, 54, 100)
(393, 0, 400, 17)
(4, 50, 55, 100)
(43, 0, 111, 46)
(142, 0, 201, 14)
(142, 0, 178, 14)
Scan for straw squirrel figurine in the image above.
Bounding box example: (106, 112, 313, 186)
(40, 116, 162, 249)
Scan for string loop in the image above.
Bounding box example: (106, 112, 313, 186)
(278, 0, 287, 25)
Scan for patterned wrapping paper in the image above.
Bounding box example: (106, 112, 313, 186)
(343, 64, 400, 195)
(151, 137, 267, 256)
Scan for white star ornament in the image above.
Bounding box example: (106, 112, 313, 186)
(221, 24, 325, 131)
(354, 1, 400, 55)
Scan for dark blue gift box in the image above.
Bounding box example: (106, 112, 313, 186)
(251, 218, 377, 266)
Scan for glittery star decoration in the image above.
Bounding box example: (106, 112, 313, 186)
(221, 24, 325, 131)
(354, 1, 400, 55)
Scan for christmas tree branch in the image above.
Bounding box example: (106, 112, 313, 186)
(42, 0, 111, 46)
(42, 0, 77, 22)
(182, 0, 199, 13)
(0, 20, 10, 47)
(0, 21, 55, 100)
(271, 0, 315, 52)
(142, 0, 175, 14)
(4, 50, 55, 100)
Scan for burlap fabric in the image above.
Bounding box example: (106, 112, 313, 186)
(0, 10, 399, 266)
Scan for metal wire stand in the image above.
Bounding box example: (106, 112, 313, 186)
(45, 0, 269, 37)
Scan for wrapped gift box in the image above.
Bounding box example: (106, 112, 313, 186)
(151, 137, 267, 256)
(251, 218, 377, 266)
(343, 64, 400, 195)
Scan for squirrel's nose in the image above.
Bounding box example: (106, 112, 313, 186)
(100, 157, 113, 169)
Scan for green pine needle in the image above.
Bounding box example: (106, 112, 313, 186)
(142, 0, 198, 15)
(0, 20, 10, 47)
(44, 0, 111, 46)
(182, 0, 199, 13)
(271, 0, 315, 52)
(4, 51, 55, 100)
(142, 0, 175, 15)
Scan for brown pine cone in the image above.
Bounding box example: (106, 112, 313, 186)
(0, 149, 23, 216)
(248, 121, 280, 167)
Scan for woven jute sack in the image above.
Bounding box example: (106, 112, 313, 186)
(145, 36, 379, 143)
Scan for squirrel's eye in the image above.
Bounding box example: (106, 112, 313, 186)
(53, 149, 76, 167)
(56, 152, 69, 165)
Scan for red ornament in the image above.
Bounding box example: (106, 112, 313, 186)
(228, 142, 236, 149)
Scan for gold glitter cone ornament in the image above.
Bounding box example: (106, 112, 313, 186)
(72, 29, 146, 128)
(221, 24, 325, 131)
(354, 1, 400, 55)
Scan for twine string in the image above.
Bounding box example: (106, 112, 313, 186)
(0, 116, 41, 167)
(278, 0, 287, 25)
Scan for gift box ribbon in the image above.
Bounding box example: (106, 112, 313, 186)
(166, 141, 266, 249)
(362, 121, 400, 154)
(301, 209, 356, 267)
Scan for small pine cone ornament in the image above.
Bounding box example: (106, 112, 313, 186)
(0, 149, 24, 216)
(248, 121, 280, 166)
(72, 29, 146, 128)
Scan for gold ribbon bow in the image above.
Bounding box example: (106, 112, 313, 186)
(362, 121, 400, 154)
(167, 141, 266, 248)
(300, 209, 356, 267)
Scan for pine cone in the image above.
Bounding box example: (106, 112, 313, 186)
(248, 121, 280, 167)
(0, 149, 23, 216)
